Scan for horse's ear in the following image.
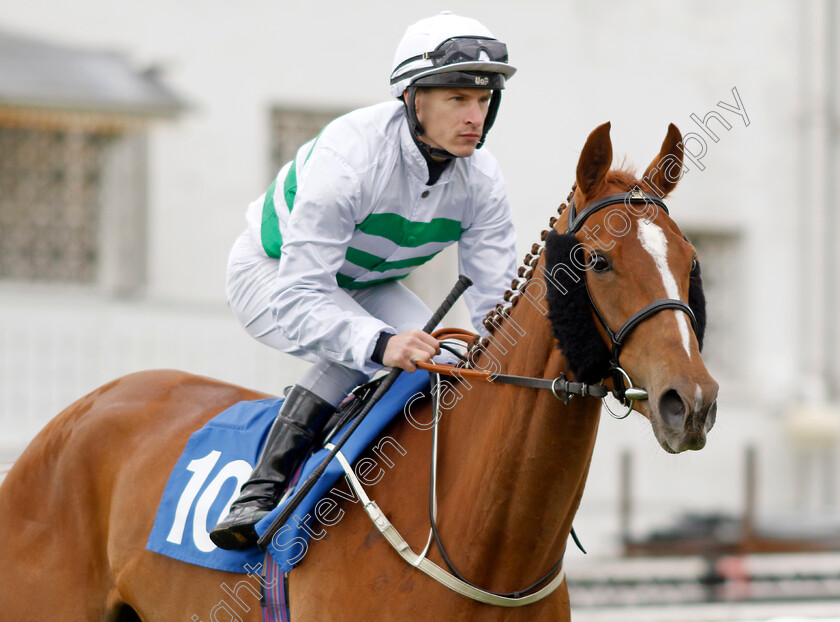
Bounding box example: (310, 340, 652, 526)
(576, 122, 613, 197)
(642, 123, 684, 198)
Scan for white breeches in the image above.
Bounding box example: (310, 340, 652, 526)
(226, 229, 433, 406)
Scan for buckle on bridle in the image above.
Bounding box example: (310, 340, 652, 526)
(550, 374, 571, 405)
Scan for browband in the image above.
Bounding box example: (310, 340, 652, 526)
(567, 189, 669, 233)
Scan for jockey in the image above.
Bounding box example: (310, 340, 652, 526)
(211, 12, 518, 550)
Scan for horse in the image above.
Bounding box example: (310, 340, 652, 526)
(0, 121, 718, 621)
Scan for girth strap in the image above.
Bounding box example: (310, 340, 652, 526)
(329, 446, 567, 607)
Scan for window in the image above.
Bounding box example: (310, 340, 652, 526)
(0, 118, 149, 294)
(0, 31, 183, 294)
(0, 126, 108, 283)
(684, 230, 743, 379)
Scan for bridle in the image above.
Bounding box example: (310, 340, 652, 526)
(422, 187, 702, 417)
(341, 187, 704, 606)
(565, 187, 700, 416)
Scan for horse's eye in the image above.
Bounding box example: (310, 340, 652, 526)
(591, 253, 612, 273)
(691, 258, 699, 273)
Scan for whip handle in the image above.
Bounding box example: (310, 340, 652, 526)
(256, 274, 472, 550)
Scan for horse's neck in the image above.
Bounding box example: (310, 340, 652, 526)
(434, 276, 601, 589)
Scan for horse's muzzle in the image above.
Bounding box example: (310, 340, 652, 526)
(652, 381, 719, 453)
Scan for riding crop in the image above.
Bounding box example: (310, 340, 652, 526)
(257, 274, 473, 550)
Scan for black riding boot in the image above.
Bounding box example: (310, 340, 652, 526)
(209, 386, 335, 550)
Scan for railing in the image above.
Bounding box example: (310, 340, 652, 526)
(568, 551, 840, 609)
(0, 291, 301, 459)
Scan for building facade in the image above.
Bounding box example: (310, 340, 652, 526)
(1, 0, 838, 556)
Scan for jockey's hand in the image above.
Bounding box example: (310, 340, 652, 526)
(382, 329, 440, 372)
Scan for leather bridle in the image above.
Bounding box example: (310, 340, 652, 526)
(342, 188, 704, 606)
(565, 188, 700, 410)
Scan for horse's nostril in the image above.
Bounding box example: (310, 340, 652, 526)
(658, 389, 686, 429)
(706, 401, 718, 432)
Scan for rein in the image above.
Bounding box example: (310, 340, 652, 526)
(416, 362, 608, 403)
(330, 186, 703, 608)
(418, 328, 608, 403)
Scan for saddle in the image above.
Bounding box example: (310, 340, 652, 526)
(317, 376, 387, 448)
(146, 370, 431, 573)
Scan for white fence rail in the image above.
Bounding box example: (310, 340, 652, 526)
(0, 290, 304, 458)
(568, 552, 840, 615)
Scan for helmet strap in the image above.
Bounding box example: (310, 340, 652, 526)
(409, 131, 453, 184)
(478, 90, 502, 149)
(403, 87, 457, 161)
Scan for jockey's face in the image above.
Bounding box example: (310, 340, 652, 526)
(414, 87, 491, 159)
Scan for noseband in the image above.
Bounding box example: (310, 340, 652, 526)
(566, 188, 700, 414)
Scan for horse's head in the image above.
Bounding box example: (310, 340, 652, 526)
(546, 122, 718, 453)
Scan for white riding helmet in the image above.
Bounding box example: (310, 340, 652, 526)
(390, 12, 516, 153)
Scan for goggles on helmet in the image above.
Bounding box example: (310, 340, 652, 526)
(425, 36, 508, 66)
(392, 36, 509, 79)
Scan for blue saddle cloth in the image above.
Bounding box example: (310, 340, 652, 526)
(146, 370, 430, 574)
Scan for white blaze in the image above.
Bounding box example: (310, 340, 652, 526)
(636, 220, 691, 357)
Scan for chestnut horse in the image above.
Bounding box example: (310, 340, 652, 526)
(0, 122, 718, 621)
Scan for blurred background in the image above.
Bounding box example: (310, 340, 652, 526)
(1, 1, 839, 620)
